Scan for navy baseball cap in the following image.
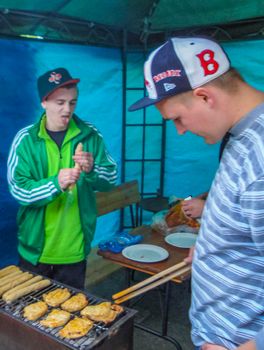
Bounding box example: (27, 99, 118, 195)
(128, 37, 230, 111)
(37, 67, 80, 101)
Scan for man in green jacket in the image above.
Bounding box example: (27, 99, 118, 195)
(7, 67, 117, 289)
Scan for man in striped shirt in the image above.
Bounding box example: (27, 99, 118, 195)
(129, 37, 264, 350)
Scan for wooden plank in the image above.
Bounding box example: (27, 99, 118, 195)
(96, 180, 140, 216)
(87, 181, 141, 286)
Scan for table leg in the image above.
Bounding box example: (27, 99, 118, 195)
(125, 268, 133, 287)
(135, 323, 182, 350)
(123, 269, 183, 350)
(161, 281, 170, 336)
(134, 281, 182, 350)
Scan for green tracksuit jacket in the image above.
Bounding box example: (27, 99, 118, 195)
(7, 114, 117, 265)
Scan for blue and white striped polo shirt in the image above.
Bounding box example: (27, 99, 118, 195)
(190, 103, 264, 349)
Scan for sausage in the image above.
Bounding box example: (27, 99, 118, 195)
(3, 279, 51, 303)
(68, 142, 83, 191)
(2, 275, 43, 297)
(0, 272, 33, 296)
(0, 265, 20, 278)
(0, 270, 23, 287)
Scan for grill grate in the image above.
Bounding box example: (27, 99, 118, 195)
(0, 280, 135, 350)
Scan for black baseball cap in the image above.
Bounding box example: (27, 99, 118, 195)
(37, 67, 80, 101)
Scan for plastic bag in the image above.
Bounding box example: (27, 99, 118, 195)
(98, 231, 143, 253)
(151, 203, 200, 236)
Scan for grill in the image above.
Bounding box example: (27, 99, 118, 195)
(0, 277, 136, 350)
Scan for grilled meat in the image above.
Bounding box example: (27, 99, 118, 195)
(80, 302, 123, 324)
(40, 309, 71, 328)
(43, 288, 71, 307)
(23, 301, 48, 321)
(61, 293, 88, 312)
(59, 317, 93, 339)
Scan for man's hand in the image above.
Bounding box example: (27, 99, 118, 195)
(182, 198, 205, 218)
(201, 339, 256, 350)
(236, 340, 256, 350)
(183, 245, 195, 264)
(58, 168, 81, 190)
(73, 151, 94, 173)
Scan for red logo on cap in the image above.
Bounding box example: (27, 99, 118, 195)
(145, 79, 151, 88)
(48, 72, 62, 84)
(153, 70, 181, 83)
(196, 49, 219, 76)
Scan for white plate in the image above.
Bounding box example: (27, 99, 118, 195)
(122, 244, 169, 263)
(165, 232, 197, 248)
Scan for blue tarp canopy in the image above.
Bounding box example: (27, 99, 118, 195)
(0, 1, 263, 46)
(0, 1, 264, 267)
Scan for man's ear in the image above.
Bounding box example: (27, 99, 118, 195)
(41, 100, 46, 109)
(193, 87, 215, 107)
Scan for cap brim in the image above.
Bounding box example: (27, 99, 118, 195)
(60, 79, 80, 87)
(42, 78, 80, 101)
(128, 96, 164, 111)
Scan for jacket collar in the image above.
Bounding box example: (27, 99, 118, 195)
(29, 113, 92, 142)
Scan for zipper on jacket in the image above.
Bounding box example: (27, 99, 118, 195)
(58, 145, 64, 169)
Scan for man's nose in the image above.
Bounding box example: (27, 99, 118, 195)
(63, 103, 71, 113)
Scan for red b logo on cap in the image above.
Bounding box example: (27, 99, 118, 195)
(196, 49, 219, 76)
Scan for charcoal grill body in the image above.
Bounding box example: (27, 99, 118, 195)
(0, 276, 136, 350)
(0, 310, 134, 350)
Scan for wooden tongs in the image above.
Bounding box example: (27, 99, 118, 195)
(112, 261, 191, 304)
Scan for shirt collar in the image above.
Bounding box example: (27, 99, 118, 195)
(230, 102, 264, 137)
(38, 114, 80, 141)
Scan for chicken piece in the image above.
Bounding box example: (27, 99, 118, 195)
(100, 304, 123, 324)
(59, 317, 93, 339)
(165, 201, 200, 228)
(111, 303, 124, 314)
(23, 301, 48, 321)
(81, 301, 111, 318)
(61, 293, 88, 312)
(40, 309, 71, 328)
(42, 288, 71, 307)
(80, 302, 124, 324)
